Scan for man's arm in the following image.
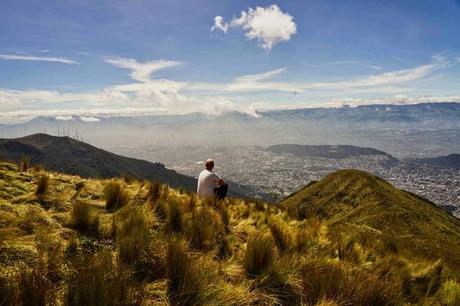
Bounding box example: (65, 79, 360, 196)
(214, 173, 225, 186)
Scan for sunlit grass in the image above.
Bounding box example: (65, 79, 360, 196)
(0, 160, 459, 305)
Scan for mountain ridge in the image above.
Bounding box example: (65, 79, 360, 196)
(0, 133, 263, 199)
(280, 169, 460, 272)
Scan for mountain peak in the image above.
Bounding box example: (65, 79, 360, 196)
(281, 169, 460, 271)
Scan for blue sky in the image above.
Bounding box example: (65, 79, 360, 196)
(0, 0, 460, 122)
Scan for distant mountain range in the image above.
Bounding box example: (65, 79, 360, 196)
(0, 102, 459, 156)
(413, 154, 460, 170)
(0, 134, 264, 199)
(267, 144, 398, 164)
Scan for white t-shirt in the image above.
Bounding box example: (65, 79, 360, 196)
(197, 169, 221, 197)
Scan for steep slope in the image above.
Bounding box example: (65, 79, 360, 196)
(281, 169, 460, 271)
(0, 134, 261, 199)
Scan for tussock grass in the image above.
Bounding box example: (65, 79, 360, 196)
(436, 279, 460, 306)
(218, 202, 230, 233)
(243, 232, 276, 277)
(103, 181, 129, 211)
(70, 201, 100, 236)
(35, 174, 50, 197)
(146, 181, 162, 203)
(300, 259, 401, 305)
(0, 272, 16, 306)
(187, 205, 221, 250)
(13, 261, 55, 306)
(254, 256, 304, 305)
(2, 162, 460, 305)
(65, 251, 144, 306)
(269, 218, 292, 253)
(166, 239, 253, 305)
(122, 173, 135, 184)
(117, 208, 165, 281)
(165, 200, 184, 233)
(20, 156, 30, 172)
(166, 239, 201, 305)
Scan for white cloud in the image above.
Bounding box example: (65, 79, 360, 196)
(55, 115, 74, 121)
(80, 116, 101, 122)
(211, 16, 229, 33)
(105, 57, 183, 82)
(234, 68, 286, 83)
(250, 95, 460, 110)
(212, 5, 297, 50)
(1, 54, 458, 123)
(0, 54, 78, 64)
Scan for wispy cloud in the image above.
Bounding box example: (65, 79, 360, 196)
(0, 54, 78, 64)
(0, 54, 457, 122)
(211, 5, 297, 50)
(251, 95, 460, 110)
(105, 57, 183, 82)
(189, 55, 449, 94)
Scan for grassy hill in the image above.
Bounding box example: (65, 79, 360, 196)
(281, 169, 460, 273)
(0, 163, 459, 305)
(0, 134, 263, 199)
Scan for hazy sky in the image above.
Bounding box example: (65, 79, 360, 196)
(1, 0, 460, 122)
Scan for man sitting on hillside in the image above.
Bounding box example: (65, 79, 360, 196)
(197, 159, 228, 200)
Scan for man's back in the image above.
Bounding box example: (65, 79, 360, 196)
(197, 169, 220, 197)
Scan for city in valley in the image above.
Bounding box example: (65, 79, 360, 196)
(110, 145, 460, 218)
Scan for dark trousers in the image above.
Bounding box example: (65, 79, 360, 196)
(214, 184, 228, 200)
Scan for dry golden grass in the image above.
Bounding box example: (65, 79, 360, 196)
(0, 161, 459, 305)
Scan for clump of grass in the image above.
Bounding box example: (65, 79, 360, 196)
(218, 202, 230, 233)
(165, 200, 184, 233)
(187, 194, 196, 211)
(122, 173, 135, 184)
(70, 202, 100, 236)
(32, 164, 45, 173)
(72, 181, 85, 199)
(65, 251, 144, 306)
(268, 219, 292, 253)
(436, 280, 460, 306)
(187, 206, 221, 250)
(253, 256, 304, 305)
(117, 208, 165, 281)
(160, 185, 169, 201)
(300, 259, 400, 305)
(64, 233, 80, 258)
(14, 262, 55, 306)
(243, 232, 276, 277)
(166, 239, 202, 305)
(20, 156, 30, 172)
(35, 174, 50, 197)
(216, 232, 232, 259)
(165, 239, 245, 305)
(118, 208, 150, 264)
(103, 181, 129, 211)
(254, 199, 266, 212)
(0, 273, 16, 306)
(409, 259, 445, 298)
(146, 181, 162, 203)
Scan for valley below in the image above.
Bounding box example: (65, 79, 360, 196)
(110, 145, 460, 217)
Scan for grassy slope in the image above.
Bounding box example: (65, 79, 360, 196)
(1, 163, 460, 305)
(281, 169, 460, 272)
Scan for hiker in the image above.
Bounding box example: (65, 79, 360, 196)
(197, 159, 228, 200)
